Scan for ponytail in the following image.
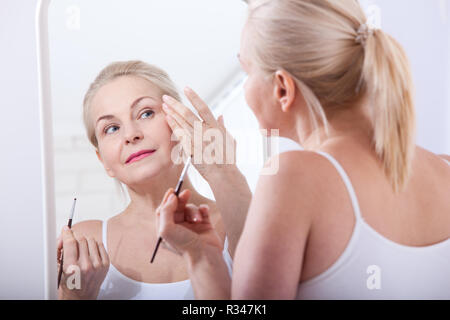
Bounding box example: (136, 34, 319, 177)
(363, 30, 416, 192)
(245, 0, 416, 192)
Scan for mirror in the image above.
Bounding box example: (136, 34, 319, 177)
(39, 0, 267, 298)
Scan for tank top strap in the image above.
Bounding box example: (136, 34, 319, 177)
(314, 151, 363, 221)
(102, 219, 108, 251)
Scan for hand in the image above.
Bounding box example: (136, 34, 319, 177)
(156, 188, 223, 257)
(161, 87, 237, 179)
(57, 226, 110, 300)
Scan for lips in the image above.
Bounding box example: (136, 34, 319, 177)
(125, 149, 156, 164)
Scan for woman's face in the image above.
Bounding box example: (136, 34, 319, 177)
(91, 75, 178, 186)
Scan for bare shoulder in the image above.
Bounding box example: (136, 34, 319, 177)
(415, 146, 450, 171)
(262, 149, 344, 193)
(71, 220, 103, 244)
(255, 150, 343, 219)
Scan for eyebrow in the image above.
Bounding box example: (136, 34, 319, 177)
(95, 96, 158, 127)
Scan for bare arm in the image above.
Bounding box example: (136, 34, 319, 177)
(184, 243, 231, 300)
(162, 151, 319, 299)
(206, 165, 252, 258)
(232, 151, 316, 299)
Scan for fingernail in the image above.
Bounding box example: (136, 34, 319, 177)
(162, 103, 170, 111)
(184, 86, 193, 93)
(62, 225, 69, 232)
(168, 194, 175, 202)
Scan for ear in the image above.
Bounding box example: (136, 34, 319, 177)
(96, 149, 116, 178)
(273, 70, 296, 113)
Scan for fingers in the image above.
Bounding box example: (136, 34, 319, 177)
(199, 204, 212, 224)
(177, 189, 191, 208)
(217, 115, 225, 128)
(158, 193, 179, 238)
(57, 231, 64, 263)
(87, 237, 101, 269)
(162, 95, 200, 127)
(161, 188, 175, 206)
(164, 115, 194, 158)
(163, 103, 195, 138)
(183, 87, 218, 125)
(61, 226, 78, 270)
(76, 235, 91, 272)
(184, 204, 203, 223)
(98, 242, 110, 267)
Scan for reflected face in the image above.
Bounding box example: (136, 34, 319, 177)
(239, 23, 278, 131)
(91, 75, 177, 185)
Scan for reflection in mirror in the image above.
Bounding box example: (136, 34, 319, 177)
(48, 1, 264, 240)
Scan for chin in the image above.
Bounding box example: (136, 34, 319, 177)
(122, 161, 167, 184)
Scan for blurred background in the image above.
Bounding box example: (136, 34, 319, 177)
(0, 0, 449, 299)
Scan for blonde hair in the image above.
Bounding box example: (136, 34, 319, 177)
(83, 60, 181, 149)
(82, 60, 181, 198)
(245, 0, 416, 192)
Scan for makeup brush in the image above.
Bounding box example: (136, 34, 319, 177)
(57, 197, 77, 289)
(150, 157, 191, 263)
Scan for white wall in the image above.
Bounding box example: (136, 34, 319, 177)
(360, 0, 450, 154)
(0, 0, 45, 299)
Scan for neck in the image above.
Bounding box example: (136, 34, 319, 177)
(121, 164, 197, 225)
(287, 102, 373, 150)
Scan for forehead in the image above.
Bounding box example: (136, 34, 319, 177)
(91, 75, 162, 118)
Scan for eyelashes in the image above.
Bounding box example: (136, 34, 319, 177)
(103, 109, 155, 135)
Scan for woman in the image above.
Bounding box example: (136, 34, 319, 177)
(56, 60, 251, 299)
(158, 0, 450, 299)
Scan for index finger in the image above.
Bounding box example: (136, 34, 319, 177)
(184, 87, 219, 126)
(61, 227, 78, 268)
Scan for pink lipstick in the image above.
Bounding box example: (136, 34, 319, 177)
(126, 149, 156, 164)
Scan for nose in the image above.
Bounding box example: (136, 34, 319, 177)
(124, 125, 144, 144)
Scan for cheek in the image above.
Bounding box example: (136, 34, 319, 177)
(152, 116, 176, 150)
(97, 142, 118, 169)
(244, 78, 275, 129)
(244, 77, 259, 113)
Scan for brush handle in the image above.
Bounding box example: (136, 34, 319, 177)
(174, 180, 183, 196)
(150, 237, 163, 263)
(57, 254, 64, 289)
(150, 179, 185, 263)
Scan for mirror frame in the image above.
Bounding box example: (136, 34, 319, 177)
(36, 0, 56, 300)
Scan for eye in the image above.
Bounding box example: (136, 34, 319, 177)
(104, 125, 119, 135)
(140, 109, 155, 119)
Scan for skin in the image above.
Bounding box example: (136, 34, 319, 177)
(158, 22, 450, 299)
(57, 75, 226, 299)
(161, 87, 252, 257)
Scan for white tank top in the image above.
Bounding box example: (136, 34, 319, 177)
(275, 137, 450, 299)
(97, 219, 233, 300)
